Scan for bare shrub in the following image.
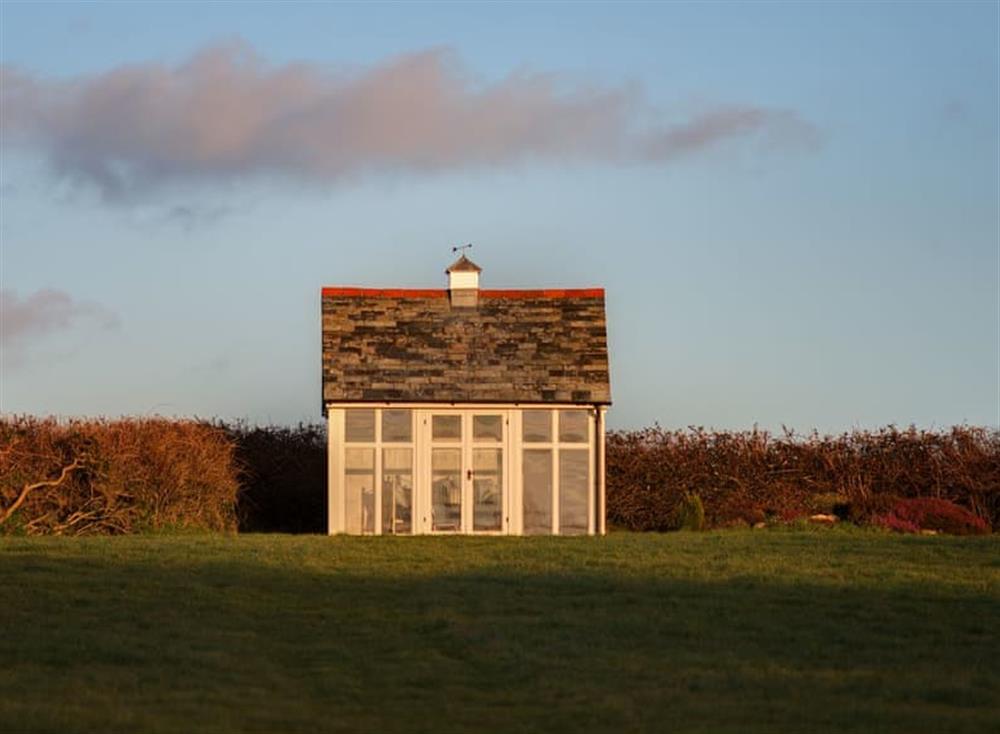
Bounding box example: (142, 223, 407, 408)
(0, 416, 239, 535)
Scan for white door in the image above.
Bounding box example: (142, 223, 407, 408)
(424, 411, 508, 534)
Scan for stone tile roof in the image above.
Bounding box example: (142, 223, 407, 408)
(322, 288, 611, 404)
(445, 254, 482, 273)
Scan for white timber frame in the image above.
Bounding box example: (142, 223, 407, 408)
(326, 403, 608, 536)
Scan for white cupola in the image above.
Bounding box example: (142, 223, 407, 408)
(446, 252, 482, 307)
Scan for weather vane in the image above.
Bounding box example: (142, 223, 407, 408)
(452, 243, 473, 256)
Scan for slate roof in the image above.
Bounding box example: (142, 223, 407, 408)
(321, 287, 611, 405)
(445, 254, 482, 273)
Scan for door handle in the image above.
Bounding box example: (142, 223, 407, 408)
(467, 469, 473, 481)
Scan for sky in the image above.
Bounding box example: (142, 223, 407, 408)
(0, 1, 997, 432)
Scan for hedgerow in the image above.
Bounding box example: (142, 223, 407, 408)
(221, 421, 327, 533)
(606, 425, 998, 531)
(3, 418, 996, 535)
(1, 416, 239, 535)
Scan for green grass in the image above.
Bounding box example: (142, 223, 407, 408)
(2, 529, 998, 733)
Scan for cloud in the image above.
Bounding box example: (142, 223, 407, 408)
(0, 41, 820, 200)
(161, 203, 236, 232)
(1, 288, 119, 350)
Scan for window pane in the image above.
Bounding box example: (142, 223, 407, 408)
(381, 409, 412, 443)
(345, 409, 375, 443)
(559, 449, 589, 535)
(559, 410, 588, 443)
(473, 415, 502, 442)
(345, 448, 375, 534)
(345, 448, 374, 470)
(382, 448, 413, 535)
(432, 415, 462, 441)
(522, 449, 552, 535)
(522, 410, 552, 443)
(432, 448, 462, 531)
(473, 448, 502, 531)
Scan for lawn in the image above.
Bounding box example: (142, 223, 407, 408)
(1, 529, 998, 733)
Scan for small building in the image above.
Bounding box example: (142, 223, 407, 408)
(321, 255, 611, 535)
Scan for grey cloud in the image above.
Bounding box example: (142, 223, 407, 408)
(162, 203, 236, 232)
(1, 288, 119, 348)
(0, 42, 820, 199)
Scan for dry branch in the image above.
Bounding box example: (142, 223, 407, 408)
(1, 416, 239, 535)
(0, 459, 84, 525)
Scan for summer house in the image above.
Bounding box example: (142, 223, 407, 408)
(321, 254, 611, 535)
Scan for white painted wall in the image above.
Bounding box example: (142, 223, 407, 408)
(447, 270, 479, 290)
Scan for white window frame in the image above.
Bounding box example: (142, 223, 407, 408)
(327, 403, 602, 536)
(518, 408, 595, 535)
(420, 410, 510, 535)
(331, 407, 416, 535)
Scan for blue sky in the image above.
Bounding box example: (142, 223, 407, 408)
(1, 1, 997, 431)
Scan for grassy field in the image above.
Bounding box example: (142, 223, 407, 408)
(1, 529, 998, 734)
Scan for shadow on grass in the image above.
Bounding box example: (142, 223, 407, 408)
(2, 546, 997, 734)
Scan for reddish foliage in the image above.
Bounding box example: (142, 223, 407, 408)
(884, 497, 991, 535)
(871, 513, 922, 534)
(607, 425, 998, 531)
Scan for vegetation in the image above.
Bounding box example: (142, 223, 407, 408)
(607, 425, 999, 531)
(221, 421, 327, 533)
(3, 419, 997, 536)
(0, 416, 238, 535)
(871, 497, 991, 536)
(671, 491, 705, 531)
(1, 530, 997, 733)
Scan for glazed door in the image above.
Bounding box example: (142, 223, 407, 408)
(426, 411, 508, 533)
(429, 412, 463, 532)
(469, 412, 505, 532)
